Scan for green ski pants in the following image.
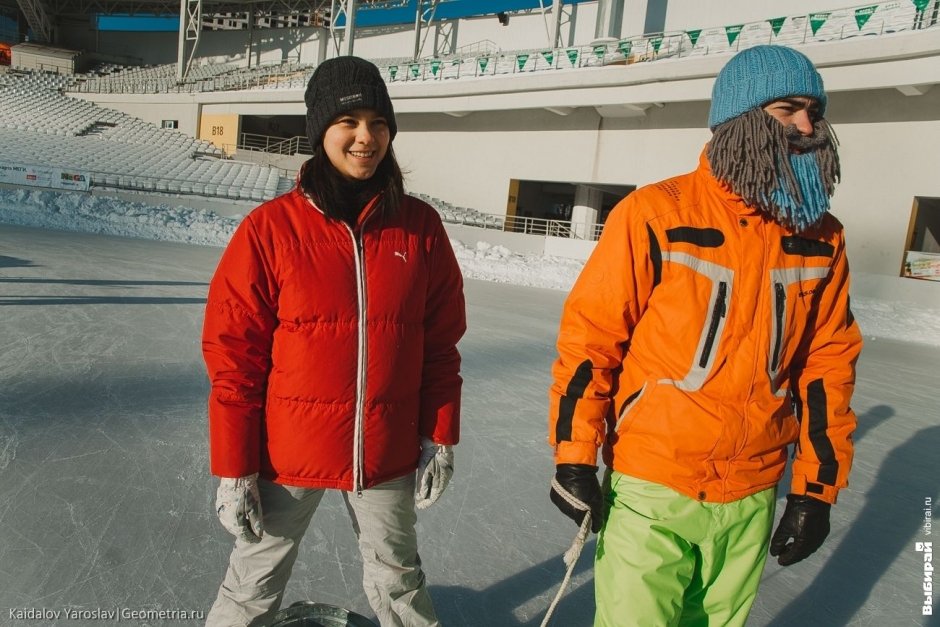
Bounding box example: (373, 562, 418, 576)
(595, 472, 776, 627)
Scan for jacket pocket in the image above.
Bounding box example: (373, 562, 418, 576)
(613, 381, 651, 436)
(767, 266, 830, 395)
(698, 280, 728, 368)
(657, 251, 734, 392)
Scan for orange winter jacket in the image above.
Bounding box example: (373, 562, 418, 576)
(549, 150, 862, 505)
(203, 189, 465, 492)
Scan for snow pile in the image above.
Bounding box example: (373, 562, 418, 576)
(0, 187, 238, 247)
(0, 187, 585, 289)
(450, 240, 584, 290)
(852, 296, 940, 346)
(1, 187, 938, 346)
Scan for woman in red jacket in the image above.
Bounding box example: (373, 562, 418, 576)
(202, 56, 466, 626)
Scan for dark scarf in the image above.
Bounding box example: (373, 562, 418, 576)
(333, 175, 384, 227)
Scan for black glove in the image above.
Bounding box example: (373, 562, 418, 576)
(769, 494, 831, 566)
(550, 464, 604, 533)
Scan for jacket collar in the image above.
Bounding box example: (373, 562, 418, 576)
(296, 187, 386, 231)
(696, 146, 763, 217)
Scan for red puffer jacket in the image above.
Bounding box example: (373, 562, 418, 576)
(203, 189, 466, 492)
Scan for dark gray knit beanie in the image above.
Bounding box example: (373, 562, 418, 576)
(304, 56, 397, 150)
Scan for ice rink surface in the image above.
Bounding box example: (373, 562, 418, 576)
(0, 224, 936, 626)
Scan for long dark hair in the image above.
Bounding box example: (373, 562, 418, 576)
(299, 143, 404, 222)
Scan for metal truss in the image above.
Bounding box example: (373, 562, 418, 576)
(177, 0, 201, 80)
(16, 0, 52, 42)
(432, 17, 454, 57)
(38, 0, 327, 18)
(412, 0, 440, 59)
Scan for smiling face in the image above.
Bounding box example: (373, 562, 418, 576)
(321, 108, 390, 181)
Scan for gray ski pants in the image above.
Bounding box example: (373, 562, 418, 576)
(206, 474, 439, 627)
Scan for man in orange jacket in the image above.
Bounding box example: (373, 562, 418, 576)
(548, 45, 863, 625)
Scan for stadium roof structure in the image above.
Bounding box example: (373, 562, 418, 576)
(1, 0, 330, 48)
(2, 0, 330, 19)
(4, 0, 579, 80)
(4, 0, 582, 45)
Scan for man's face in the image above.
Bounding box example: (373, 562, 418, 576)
(763, 96, 826, 153)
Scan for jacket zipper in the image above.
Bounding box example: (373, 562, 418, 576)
(308, 191, 379, 497)
(771, 282, 785, 372)
(698, 281, 728, 368)
(345, 222, 372, 498)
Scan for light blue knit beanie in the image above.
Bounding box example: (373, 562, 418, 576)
(708, 45, 826, 130)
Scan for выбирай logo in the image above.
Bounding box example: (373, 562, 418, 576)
(916, 540, 933, 616)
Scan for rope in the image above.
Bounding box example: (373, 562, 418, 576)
(540, 478, 593, 627)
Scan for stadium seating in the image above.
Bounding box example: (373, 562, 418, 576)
(2, 0, 934, 223)
(0, 72, 292, 202)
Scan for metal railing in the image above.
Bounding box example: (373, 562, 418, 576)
(1, 157, 280, 202)
(238, 132, 311, 155)
(57, 0, 940, 95)
(455, 39, 500, 56)
(441, 210, 605, 241)
(67, 61, 312, 95)
(381, 0, 940, 83)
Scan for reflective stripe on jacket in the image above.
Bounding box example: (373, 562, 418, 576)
(203, 188, 466, 491)
(549, 150, 862, 504)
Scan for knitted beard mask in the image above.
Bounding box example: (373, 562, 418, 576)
(707, 108, 841, 233)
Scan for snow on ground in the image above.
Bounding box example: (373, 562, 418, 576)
(0, 188, 937, 626)
(1, 186, 937, 345)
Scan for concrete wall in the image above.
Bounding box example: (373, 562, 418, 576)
(443, 214, 940, 309)
(65, 5, 940, 281)
(851, 269, 940, 308)
(394, 106, 606, 215)
(395, 83, 940, 277)
(825, 87, 940, 276)
(442, 222, 595, 260)
(77, 94, 204, 139)
(443, 223, 546, 254)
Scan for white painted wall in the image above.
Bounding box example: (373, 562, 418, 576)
(64, 3, 940, 280)
(396, 86, 940, 278)
(827, 89, 940, 275)
(394, 107, 605, 215)
(77, 93, 204, 138)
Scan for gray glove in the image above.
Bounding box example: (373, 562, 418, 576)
(415, 437, 454, 510)
(216, 473, 264, 543)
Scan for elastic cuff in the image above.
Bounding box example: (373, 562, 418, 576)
(790, 475, 839, 504)
(554, 441, 598, 467)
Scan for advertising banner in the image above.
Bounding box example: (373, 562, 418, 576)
(54, 170, 91, 191)
(0, 162, 90, 191)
